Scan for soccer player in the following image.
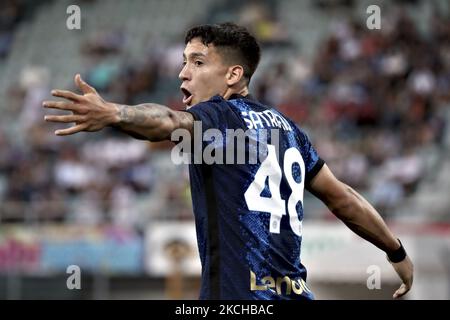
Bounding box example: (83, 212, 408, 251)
(43, 23, 413, 300)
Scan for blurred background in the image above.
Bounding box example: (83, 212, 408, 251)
(0, 0, 449, 299)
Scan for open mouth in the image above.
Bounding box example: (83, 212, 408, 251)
(181, 88, 193, 105)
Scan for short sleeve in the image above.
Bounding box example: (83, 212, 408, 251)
(296, 127, 325, 186)
(185, 98, 232, 159)
(185, 99, 229, 133)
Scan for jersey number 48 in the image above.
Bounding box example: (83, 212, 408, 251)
(244, 145, 305, 237)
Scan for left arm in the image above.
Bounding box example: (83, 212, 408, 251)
(308, 164, 414, 299)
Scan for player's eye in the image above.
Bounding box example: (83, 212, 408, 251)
(182, 61, 187, 67)
(194, 60, 203, 66)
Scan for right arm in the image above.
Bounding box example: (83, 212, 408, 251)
(112, 103, 194, 141)
(43, 74, 194, 141)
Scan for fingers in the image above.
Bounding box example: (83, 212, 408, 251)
(393, 283, 409, 299)
(75, 74, 97, 94)
(51, 89, 83, 102)
(44, 114, 84, 124)
(390, 256, 414, 298)
(42, 100, 81, 112)
(55, 123, 88, 136)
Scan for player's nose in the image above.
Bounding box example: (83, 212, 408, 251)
(178, 65, 190, 81)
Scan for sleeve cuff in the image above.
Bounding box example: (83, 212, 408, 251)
(305, 158, 325, 187)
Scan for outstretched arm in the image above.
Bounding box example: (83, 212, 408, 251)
(43, 74, 193, 141)
(308, 164, 414, 299)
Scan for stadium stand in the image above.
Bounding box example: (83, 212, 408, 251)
(0, 0, 449, 299)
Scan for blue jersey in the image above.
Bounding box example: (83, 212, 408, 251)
(186, 94, 324, 300)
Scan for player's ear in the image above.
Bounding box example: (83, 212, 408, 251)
(226, 65, 244, 86)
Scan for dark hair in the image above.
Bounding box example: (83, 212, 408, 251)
(185, 22, 261, 84)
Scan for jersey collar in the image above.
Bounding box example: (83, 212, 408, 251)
(228, 93, 255, 101)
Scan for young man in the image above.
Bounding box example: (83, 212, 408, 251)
(43, 23, 413, 300)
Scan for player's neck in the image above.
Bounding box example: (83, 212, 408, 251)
(222, 87, 249, 100)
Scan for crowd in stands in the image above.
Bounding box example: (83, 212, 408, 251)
(0, 1, 448, 225)
(253, 6, 449, 215)
(0, 0, 24, 60)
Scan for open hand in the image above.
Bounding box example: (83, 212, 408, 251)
(390, 255, 414, 299)
(43, 74, 118, 135)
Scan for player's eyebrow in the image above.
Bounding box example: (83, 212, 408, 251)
(183, 52, 206, 60)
